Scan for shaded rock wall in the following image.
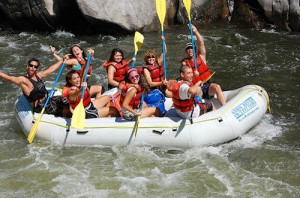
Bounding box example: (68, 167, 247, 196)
(0, 0, 299, 34)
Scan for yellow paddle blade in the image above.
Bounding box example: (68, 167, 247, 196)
(27, 108, 45, 143)
(182, 0, 192, 20)
(134, 115, 141, 142)
(71, 100, 85, 129)
(203, 72, 215, 84)
(134, 31, 144, 55)
(156, 0, 166, 31)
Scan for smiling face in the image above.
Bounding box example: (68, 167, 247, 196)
(185, 46, 194, 58)
(146, 54, 156, 65)
(128, 70, 140, 84)
(180, 66, 193, 82)
(113, 52, 123, 63)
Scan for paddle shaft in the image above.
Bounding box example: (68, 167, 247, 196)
(161, 31, 167, 80)
(134, 93, 144, 141)
(131, 54, 137, 68)
(80, 55, 91, 98)
(188, 21, 198, 70)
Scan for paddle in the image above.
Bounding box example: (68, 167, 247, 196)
(131, 31, 144, 68)
(134, 93, 144, 142)
(182, 0, 198, 69)
(27, 62, 66, 143)
(70, 54, 91, 129)
(203, 71, 215, 84)
(156, 0, 167, 79)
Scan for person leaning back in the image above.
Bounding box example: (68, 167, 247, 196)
(0, 58, 68, 116)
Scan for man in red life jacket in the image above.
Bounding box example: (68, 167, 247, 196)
(181, 25, 226, 106)
(167, 65, 213, 119)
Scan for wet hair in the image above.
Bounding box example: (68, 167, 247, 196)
(69, 44, 87, 59)
(65, 70, 80, 87)
(108, 48, 125, 62)
(28, 58, 40, 67)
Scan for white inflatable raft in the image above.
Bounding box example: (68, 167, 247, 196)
(14, 85, 270, 148)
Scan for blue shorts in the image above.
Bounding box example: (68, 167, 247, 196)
(201, 82, 211, 99)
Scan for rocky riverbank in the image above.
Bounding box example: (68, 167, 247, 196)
(0, 0, 299, 34)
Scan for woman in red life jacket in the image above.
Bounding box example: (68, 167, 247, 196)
(62, 70, 119, 118)
(50, 45, 104, 99)
(103, 48, 135, 90)
(181, 25, 226, 106)
(167, 65, 214, 119)
(141, 37, 172, 98)
(118, 68, 160, 121)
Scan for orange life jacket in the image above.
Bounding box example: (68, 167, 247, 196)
(182, 55, 211, 83)
(144, 64, 164, 82)
(62, 86, 91, 109)
(103, 60, 129, 82)
(76, 58, 93, 77)
(168, 80, 195, 112)
(118, 81, 143, 109)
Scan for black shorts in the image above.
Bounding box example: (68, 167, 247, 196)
(85, 102, 99, 119)
(34, 96, 69, 117)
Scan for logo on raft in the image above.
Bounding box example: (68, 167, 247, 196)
(231, 97, 258, 122)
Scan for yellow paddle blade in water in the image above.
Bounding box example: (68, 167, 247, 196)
(182, 0, 192, 20)
(27, 108, 45, 143)
(156, 0, 166, 31)
(71, 100, 85, 129)
(134, 115, 141, 142)
(134, 31, 144, 55)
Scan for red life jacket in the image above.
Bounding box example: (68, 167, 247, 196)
(103, 60, 129, 82)
(118, 81, 143, 109)
(168, 80, 195, 112)
(62, 86, 91, 109)
(76, 58, 93, 77)
(182, 55, 211, 83)
(144, 63, 164, 82)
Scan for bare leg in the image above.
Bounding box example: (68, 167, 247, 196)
(209, 83, 226, 106)
(98, 106, 120, 117)
(89, 85, 103, 99)
(92, 95, 110, 108)
(141, 107, 160, 118)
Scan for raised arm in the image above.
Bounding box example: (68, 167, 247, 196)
(192, 25, 206, 63)
(37, 59, 64, 79)
(50, 46, 63, 61)
(157, 35, 167, 65)
(0, 72, 24, 86)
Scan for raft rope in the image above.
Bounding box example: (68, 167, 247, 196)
(33, 85, 271, 130)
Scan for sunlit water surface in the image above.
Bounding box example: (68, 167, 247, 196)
(0, 25, 299, 197)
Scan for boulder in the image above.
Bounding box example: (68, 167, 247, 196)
(232, 0, 300, 32)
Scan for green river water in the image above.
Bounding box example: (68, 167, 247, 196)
(0, 24, 299, 197)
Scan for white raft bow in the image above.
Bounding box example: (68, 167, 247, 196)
(14, 85, 270, 148)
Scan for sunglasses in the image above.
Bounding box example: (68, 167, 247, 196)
(185, 46, 193, 50)
(28, 63, 39, 69)
(129, 74, 140, 80)
(147, 55, 155, 58)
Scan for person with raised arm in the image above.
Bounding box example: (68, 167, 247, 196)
(181, 25, 226, 106)
(0, 58, 68, 116)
